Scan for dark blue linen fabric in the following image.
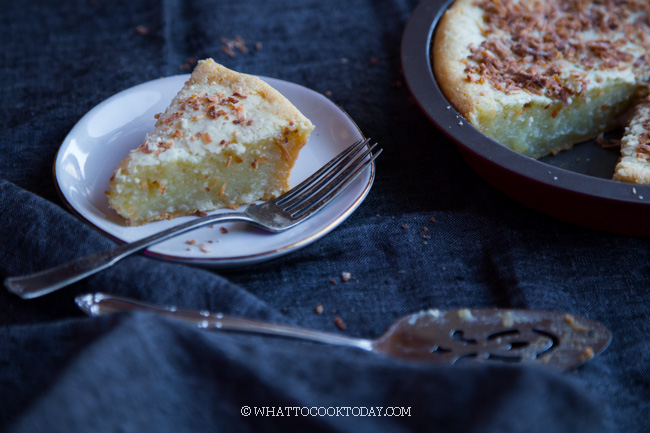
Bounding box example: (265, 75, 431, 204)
(0, 0, 647, 431)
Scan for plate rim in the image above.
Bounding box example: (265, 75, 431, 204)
(53, 74, 375, 268)
(400, 0, 650, 208)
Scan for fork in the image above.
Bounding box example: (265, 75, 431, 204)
(5, 138, 380, 299)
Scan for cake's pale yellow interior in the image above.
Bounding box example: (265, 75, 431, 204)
(472, 82, 640, 158)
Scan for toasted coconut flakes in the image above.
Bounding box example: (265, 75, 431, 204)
(137, 142, 154, 154)
(596, 133, 621, 148)
(276, 142, 291, 161)
(341, 272, 351, 282)
(199, 243, 212, 253)
(221, 36, 248, 56)
(315, 305, 323, 314)
(218, 183, 228, 196)
(334, 316, 347, 331)
(233, 105, 246, 124)
(201, 132, 212, 144)
(157, 140, 173, 150)
(162, 112, 181, 125)
(551, 106, 562, 118)
(208, 107, 226, 119)
(220, 226, 229, 234)
(234, 36, 247, 52)
(221, 45, 236, 58)
(134, 25, 149, 35)
(638, 143, 650, 153)
(179, 57, 197, 71)
(186, 240, 197, 245)
(580, 346, 595, 362)
(466, 0, 650, 107)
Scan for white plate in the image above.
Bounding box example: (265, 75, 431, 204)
(54, 74, 374, 267)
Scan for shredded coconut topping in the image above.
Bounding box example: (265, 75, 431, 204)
(466, 0, 650, 105)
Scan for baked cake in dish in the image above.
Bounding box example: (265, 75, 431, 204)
(433, 0, 650, 160)
(614, 95, 650, 184)
(107, 59, 314, 225)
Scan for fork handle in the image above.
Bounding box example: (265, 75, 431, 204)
(4, 212, 252, 299)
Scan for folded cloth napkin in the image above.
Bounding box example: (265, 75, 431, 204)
(0, 180, 606, 432)
(0, 179, 282, 325)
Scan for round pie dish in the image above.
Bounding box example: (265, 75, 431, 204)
(401, 0, 650, 237)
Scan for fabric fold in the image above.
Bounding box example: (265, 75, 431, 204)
(3, 312, 606, 433)
(0, 179, 284, 325)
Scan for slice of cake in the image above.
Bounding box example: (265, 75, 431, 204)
(433, 0, 650, 159)
(614, 95, 650, 184)
(107, 59, 314, 225)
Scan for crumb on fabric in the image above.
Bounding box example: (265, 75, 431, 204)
(221, 35, 248, 57)
(179, 57, 198, 71)
(134, 25, 149, 35)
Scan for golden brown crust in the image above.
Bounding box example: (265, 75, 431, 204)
(432, 0, 484, 125)
(613, 95, 650, 184)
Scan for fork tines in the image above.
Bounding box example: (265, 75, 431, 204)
(277, 138, 381, 219)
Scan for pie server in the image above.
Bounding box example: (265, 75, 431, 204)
(76, 293, 611, 371)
